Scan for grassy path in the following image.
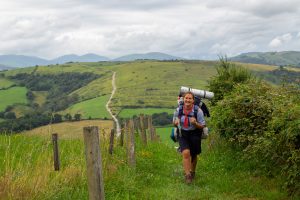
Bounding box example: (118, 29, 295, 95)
(120, 127, 291, 200)
(0, 127, 294, 200)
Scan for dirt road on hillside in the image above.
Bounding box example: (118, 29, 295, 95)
(106, 71, 121, 136)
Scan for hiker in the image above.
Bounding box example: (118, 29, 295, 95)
(173, 91, 206, 184)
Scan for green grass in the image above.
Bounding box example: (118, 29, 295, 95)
(71, 73, 113, 101)
(11, 104, 33, 118)
(0, 78, 15, 89)
(118, 108, 174, 118)
(107, 61, 216, 114)
(0, 125, 295, 200)
(61, 95, 111, 119)
(1, 60, 281, 118)
(0, 86, 28, 111)
(32, 91, 48, 106)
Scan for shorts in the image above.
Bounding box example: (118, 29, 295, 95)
(178, 129, 202, 156)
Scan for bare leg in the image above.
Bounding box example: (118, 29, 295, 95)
(182, 149, 191, 175)
(191, 155, 198, 172)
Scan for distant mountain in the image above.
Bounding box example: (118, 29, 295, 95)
(0, 53, 110, 68)
(113, 52, 184, 61)
(51, 53, 109, 64)
(0, 55, 49, 68)
(0, 52, 183, 68)
(230, 51, 300, 67)
(0, 64, 15, 71)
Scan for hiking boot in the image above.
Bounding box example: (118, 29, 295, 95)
(190, 171, 195, 180)
(185, 174, 193, 184)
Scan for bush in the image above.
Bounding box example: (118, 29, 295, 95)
(211, 81, 300, 195)
(211, 81, 274, 147)
(208, 57, 252, 105)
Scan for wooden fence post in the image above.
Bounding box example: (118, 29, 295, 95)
(52, 133, 60, 171)
(127, 119, 136, 167)
(139, 114, 147, 145)
(120, 125, 124, 147)
(109, 129, 115, 155)
(83, 126, 105, 200)
(148, 115, 155, 141)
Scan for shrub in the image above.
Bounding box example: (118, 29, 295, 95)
(208, 56, 252, 104)
(211, 80, 274, 147)
(211, 81, 300, 195)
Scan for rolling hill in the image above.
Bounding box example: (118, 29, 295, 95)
(113, 52, 184, 61)
(0, 52, 184, 68)
(230, 51, 300, 67)
(0, 53, 109, 68)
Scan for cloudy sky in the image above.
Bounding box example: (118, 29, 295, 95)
(1, 0, 300, 60)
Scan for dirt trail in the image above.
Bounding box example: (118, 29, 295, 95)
(105, 71, 121, 136)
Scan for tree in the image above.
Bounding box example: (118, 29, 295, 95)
(4, 112, 16, 119)
(208, 56, 252, 104)
(53, 114, 62, 123)
(74, 113, 81, 121)
(64, 113, 72, 121)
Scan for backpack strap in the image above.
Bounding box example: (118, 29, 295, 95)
(193, 105, 199, 118)
(178, 105, 199, 122)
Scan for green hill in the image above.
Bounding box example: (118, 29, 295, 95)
(231, 51, 300, 67)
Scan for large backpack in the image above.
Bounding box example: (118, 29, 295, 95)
(170, 95, 210, 142)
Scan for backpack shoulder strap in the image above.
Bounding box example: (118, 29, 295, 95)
(193, 105, 199, 118)
(178, 104, 184, 118)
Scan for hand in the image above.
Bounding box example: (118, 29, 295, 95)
(174, 119, 179, 127)
(190, 117, 197, 125)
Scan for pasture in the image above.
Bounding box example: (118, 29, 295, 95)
(118, 108, 174, 118)
(0, 78, 15, 89)
(61, 95, 112, 120)
(0, 87, 28, 111)
(22, 119, 113, 139)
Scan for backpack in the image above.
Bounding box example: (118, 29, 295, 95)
(170, 95, 210, 143)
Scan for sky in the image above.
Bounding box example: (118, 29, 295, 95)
(1, 0, 300, 60)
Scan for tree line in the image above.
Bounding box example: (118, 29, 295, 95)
(0, 72, 100, 132)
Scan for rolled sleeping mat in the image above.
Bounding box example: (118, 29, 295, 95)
(180, 86, 214, 99)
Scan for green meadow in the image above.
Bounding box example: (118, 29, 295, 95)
(0, 78, 15, 89)
(118, 108, 174, 118)
(0, 87, 28, 111)
(61, 95, 111, 119)
(32, 91, 48, 106)
(0, 60, 287, 118)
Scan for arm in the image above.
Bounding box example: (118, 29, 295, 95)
(173, 109, 179, 127)
(190, 108, 205, 129)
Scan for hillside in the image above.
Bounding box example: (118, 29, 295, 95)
(113, 52, 184, 61)
(230, 51, 300, 67)
(0, 52, 184, 68)
(0, 60, 298, 133)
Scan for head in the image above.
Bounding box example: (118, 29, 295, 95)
(183, 91, 194, 108)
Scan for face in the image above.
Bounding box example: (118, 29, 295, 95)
(184, 93, 194, 107)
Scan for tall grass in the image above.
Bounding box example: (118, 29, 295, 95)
(0, 127, 293, 199)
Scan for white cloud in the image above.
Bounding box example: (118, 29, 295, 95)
(269, 38, 282, 48)
(0, 0, 300, 59)
(269, 33, 293, 48)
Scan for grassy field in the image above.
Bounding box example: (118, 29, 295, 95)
(0, 123, 294, 200)
(118, 108, 174, 118)
(103, 61, 217, 115)
(0, 60, 285, 118)
(11, 105, 33, 118)
(61, 95, 111, 120)
(0, 78, 15, 89)
(32, 91, 48, 106)
(0, 87, 28, 111)
(22, 119, 114, 139)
